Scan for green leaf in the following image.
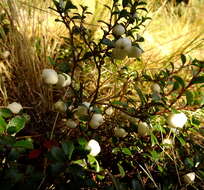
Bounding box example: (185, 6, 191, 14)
(65, 1, 77, 11)
(121, 148, 132, 156)
(13, 139, 33, 149)
(119, 9, 129, 19)
(176, 136, 186, 146)
(62, 141, 74, 160)
(131, 179, 143, 190)
(185, 90, 194, 105)
(51, 146, 65, 162)
(0, 108, 12, 118)
(101, 38, 114, 47)
(122, 0, 131, 7)
(111, 100, 128, 107)
(181, 54, 186, 64)
(0, 115, 7, 133)
(7, 116, 27, 134)
(117, 162, 125, 177)
(192, 76, 204, 84)
(151, 134, 158, 146)
(149, 150, 160, 161)
(172, 75, 185, 88)
(135, 86, 147, 106)
(87, 155, 100, 172)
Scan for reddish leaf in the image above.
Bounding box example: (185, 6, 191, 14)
(28, 149, 42, 159)
(43, 140, 59, 150)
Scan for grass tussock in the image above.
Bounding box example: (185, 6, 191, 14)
(0, 0, 204, 113)
(142, 0, 204, 69)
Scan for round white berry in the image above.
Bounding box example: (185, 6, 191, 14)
(53, 100, 67, 112)
(112, 48, 127, 60)
(89, 113, 104, 129)
(151, 83, 161, 93)
(115, 38, 132, 52)
(183, 172, 195, 184)
(66, 119, 77, 128)
(105, 107, 114, 116)
(74, 105, 89, 119)
(114, 127, 128, 138)
(82, 102, 93, 111)
(127, 46, 143, 58)
(86, 139, 101, 156)
(112, 24, 125, 36)
(138, 122, 150, 136)
(56, 73, 71, 87)
(7, 102, 23, 114)
(42, 69, 58, 85)
(167, 112, 187, 129)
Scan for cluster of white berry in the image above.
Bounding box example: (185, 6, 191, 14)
(111, 24, 143, 60)
(42, 68, 105, 130)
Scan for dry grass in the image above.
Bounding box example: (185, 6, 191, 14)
(0, 0, 204, 113)
(141, 0, 204, 69)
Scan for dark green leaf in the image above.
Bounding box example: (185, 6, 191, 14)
(111, 100, 128, 107)
(0, 116, 7, 133)
(181, 54, 186, 64)
(135, 86, 147, 106)
(122, 0, 131, 7)
(185, 90, 193, 105)
(51, 146, 65, 162)
(119, 9, 129, 19)
(82, 51, 93, 60)
(192, 76, 204, 84)
(131, 179, 143, 190)
(101, 38, 114, 47)
(172, 75, 185, 88)
(50, 163, 64, 175)
(0, 108, 12, 118)
(65, 0, 77, 11)
(13, 139, 33, 149)
(62, 141, 74, 160)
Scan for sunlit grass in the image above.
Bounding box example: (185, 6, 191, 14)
(0, 0, 204, 111)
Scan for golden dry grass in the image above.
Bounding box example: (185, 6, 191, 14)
(141, 0, 204, 69)
(0, 0, 204, 113)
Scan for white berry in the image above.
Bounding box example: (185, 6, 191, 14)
(114, 127, 128, 138)
(105, 107, 114, 116)
(151, 83, 161, 93)
(167, 112, 187, 129)
(127, 46, 143, 58)
(66, 119, 77, 128)
(86, 139, 101, 156)
(53, 100, 67, 112)
(115, 37, 132, 52)
(183, 172, 195, 184)
(56, 73, 71, 87)
(42, 69, 58, 85)
(112, 48, 127, 60)
(89, 113, 104, 129)
(112, 24, 125, 36)
(138, 122, 150, 136)
(7, 102, 23, 114)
